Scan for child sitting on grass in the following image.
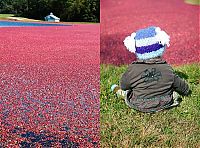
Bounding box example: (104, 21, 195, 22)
(111, 26, 191, 113)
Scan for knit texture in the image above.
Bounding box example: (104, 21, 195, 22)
(123, 26, 170, 60)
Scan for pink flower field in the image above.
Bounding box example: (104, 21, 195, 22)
(0, 24, 100, 147)
(101, 0, 199, 65)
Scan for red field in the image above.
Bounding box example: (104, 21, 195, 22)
(0, 25, 100, 147)
(101, 0, 200, 65)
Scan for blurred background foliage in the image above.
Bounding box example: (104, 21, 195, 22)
(0, 0, 100, 22)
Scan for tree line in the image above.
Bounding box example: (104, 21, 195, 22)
(0, 0, 100, 22)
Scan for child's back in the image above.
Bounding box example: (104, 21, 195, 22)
(120, 58, 189, 112)
(112, 26, 191, 113)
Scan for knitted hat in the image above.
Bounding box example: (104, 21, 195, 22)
(123, 26, 170, 60)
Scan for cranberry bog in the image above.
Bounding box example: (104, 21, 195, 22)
(0, 24, 100, 147)
(100, 0, 200, 147)
(101, 0, 199, 65)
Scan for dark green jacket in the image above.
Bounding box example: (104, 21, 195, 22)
(120, 58, 190, 112)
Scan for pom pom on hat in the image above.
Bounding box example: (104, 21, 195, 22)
(123, 26, 170, 60)
(155, 27, 170, 47)
(123, 32, 136, 53)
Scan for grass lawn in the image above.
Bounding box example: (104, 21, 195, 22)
(184, 0, 200, 5)
(0, 14, 40, 21)
(0, 14, 14, 19)
(100, 63, 200, 147)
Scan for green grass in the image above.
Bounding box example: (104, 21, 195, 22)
(0, 13, 40, 21)
(100, 63, 200, 147)
(184, 0, 200, 5)
(0, 14, 14, 19)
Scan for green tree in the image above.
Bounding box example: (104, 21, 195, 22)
(0, 0, 15, 13)
(82, 0, 100, 22)
(0, 0, 100, 22)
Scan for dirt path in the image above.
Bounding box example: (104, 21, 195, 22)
(101, 0, 199, 65)
(0, 25, 99, 147)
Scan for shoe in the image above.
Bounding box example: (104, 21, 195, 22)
(170, 100, 180, 107)
(170, 97, 182, 107)
(111, 84, 120, 93)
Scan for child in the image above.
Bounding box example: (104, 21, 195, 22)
(111, 26, 191, 113)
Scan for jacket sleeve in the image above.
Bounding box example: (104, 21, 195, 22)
(120, 69, 131, 91)
(172, 74, 190, 96)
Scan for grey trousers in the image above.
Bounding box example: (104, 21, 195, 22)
(116, 89, 180, 108)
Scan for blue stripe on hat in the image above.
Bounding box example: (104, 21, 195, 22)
(136, 43, 164, 54)
(136, 47, 165, 60)
(135, 26, 157, 40)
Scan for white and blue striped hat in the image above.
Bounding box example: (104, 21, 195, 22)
(123, 26, 170, 60)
